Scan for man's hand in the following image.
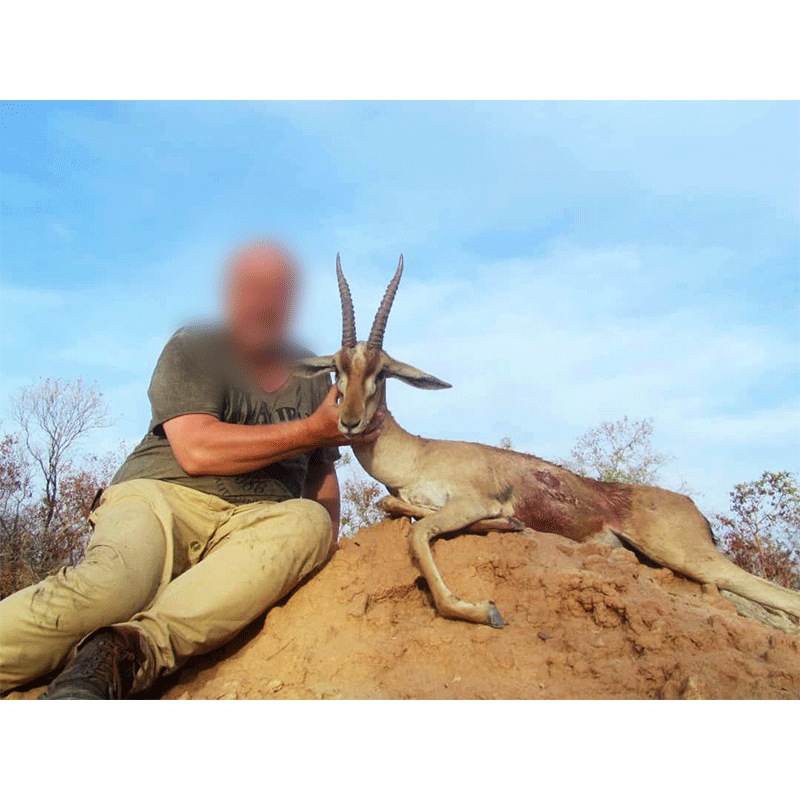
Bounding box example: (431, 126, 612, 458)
(305, 385, 384, 448)
(162, 386, 382, 478)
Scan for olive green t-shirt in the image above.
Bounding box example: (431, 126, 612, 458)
(111, 325, 338, 504)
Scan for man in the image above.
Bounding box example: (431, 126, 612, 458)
(0, 241, 382, 699)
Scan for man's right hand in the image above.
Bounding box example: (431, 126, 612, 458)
(305, 385, 384, 448)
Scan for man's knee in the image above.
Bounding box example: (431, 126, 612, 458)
(30, 488, 171, 634)
(0, 546, 159, 691)
(279, 498, 333, 550)
(22, 548, 157, 640)
(285, 498, 332, 527)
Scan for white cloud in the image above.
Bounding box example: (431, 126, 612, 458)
(356, 243, 798, 515)
(1, 234, 796, 521)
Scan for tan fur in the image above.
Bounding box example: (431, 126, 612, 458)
(351, 410, 800, 626)
(295, 258, 800, 628)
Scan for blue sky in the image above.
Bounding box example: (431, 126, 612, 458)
(1, 101, 798, 515)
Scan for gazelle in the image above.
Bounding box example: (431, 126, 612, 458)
(296, 255, 800, 628)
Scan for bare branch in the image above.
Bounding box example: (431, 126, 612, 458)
(337, 453, 385, 537)
(11, 378, 110, 529)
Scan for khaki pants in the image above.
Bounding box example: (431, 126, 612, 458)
(0, 479, 332, 694)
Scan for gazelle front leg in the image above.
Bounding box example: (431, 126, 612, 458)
(406, 499, 508, 628)
(382, 495, 525, 534)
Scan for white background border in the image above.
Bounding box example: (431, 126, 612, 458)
(1, 0, 797, 795)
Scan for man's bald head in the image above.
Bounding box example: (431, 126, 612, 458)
(223, 240, 302, 358)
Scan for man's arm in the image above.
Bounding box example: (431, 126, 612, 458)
(304, 456, 341, 546)
(162, 385, 381, 477)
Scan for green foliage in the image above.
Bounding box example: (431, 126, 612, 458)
(714, 471, 800, 590)
(563, 416, 671, 485)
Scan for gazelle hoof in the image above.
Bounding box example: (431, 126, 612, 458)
(486, 602, 505, 628)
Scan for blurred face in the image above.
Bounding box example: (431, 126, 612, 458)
(224, 242, 299, 358)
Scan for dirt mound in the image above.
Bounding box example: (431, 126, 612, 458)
(161, 520, 800, 699)
(7, 520, 799, 700)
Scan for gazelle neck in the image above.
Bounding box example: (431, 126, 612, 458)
(350, 388, 422, 492)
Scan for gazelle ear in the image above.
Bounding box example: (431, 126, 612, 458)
(386, 358, 452, 390)
(293, 355, 337, 378)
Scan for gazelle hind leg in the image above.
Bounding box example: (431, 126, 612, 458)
(718, 590, 798, 634)
(406, 499, 508, 628)
(691, 554, 800, 618)
(617, 521, 800, 618)
(618, 488, 800, 619)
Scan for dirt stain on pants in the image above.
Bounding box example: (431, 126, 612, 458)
(0, 479, 331, 694)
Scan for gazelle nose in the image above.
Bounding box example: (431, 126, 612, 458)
(341, 419, 362, 434)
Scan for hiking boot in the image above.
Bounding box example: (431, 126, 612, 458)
(40, 626, 146, 700)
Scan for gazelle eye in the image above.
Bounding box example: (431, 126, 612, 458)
(377, 367, 388, 381)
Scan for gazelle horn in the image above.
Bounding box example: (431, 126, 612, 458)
(367, 254, 403, 350)
(336, 253, 357, 348)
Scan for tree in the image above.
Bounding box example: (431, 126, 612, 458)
(337, 452, 385, 538)
(1, 380, 117, 598)
(0, 433, 34, 540)
(12, 378, 110, 530)
(0, 443, 120, 598)
(563, 416, 671, 485)
(0, 433, 37, 595)
(714, 471, 800, 590)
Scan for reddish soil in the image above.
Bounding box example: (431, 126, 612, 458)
(160, 520, 800, 699)
(8, 519, 799, 700)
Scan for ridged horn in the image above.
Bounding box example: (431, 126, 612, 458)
(336, 253, 357, 348)
(367, 254, 403, 350)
